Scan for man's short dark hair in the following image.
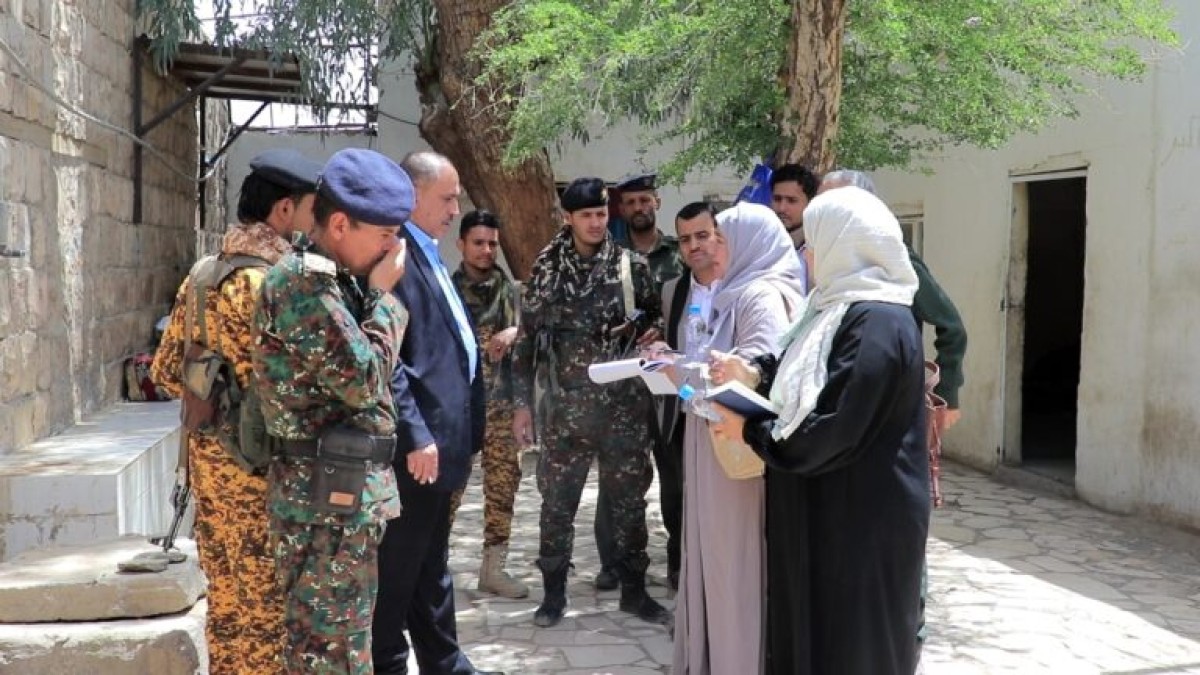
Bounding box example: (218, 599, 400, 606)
(311, 193, 342, 230)
(675, 201, 718, 223)
(770, 164, 820, 200)
(236, 173, 305, 224)
(459, 209, 501, 238)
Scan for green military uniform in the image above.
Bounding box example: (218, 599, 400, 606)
(608, 227, 686, 588)
(448, 265, 521, 547)
(512, 225, 666, 621)
(254, 234, 406, 674)
(616, 229, 684, 292)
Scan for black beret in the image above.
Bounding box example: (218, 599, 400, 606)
(560, 177, 609, 213)
(316, 149, 415, 226)
(616, 172, 657, 193)
(248, 149, 323, 192)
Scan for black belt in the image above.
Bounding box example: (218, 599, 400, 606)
(276, 436, 396, 463)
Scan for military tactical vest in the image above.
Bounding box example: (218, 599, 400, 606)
(180, 254, 272, 473)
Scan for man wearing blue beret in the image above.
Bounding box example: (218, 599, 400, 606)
(253, 147, 412, 674)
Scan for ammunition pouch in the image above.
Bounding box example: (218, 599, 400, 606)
(180, 343, 226, 432)
(278, 428, 396, 515)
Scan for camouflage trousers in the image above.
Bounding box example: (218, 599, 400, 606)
(448, 399, 522, 547)
(189, 434, 285, 675)
(271, 517, 383, 674)
(538, 385, 653, 572)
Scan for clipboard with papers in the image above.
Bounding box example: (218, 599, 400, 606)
(587, 358, 679, 396)
(704, 380, 778, 420)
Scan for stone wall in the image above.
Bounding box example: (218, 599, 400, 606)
(0, 0, 198, 452)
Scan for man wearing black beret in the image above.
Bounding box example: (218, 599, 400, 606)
(596, 171, 686, 592)
(511, 176, 672, 629)
(151, 147, 323, 674)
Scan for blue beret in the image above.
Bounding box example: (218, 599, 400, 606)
(560, 177, 609, 213)
(317, 149, 414, 226)
(248, 149, 323, 192)
(616, 172, 657, 193)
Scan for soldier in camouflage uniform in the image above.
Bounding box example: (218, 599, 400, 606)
(447, 210, 529, 599)
(594, 172, 688, 591)
(511, 177, 672, 628)
(151, 149, 321, 674)
(252, 149, 412, 674)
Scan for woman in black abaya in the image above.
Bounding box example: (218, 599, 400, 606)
(710, 186, 930, 675)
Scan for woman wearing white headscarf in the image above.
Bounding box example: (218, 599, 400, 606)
(670, 203, 807, 674)
(710, 187, 930, 675)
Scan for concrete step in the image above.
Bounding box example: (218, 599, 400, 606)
(0, 536, 205, 623)
(0, 535, 208, 673)
(0, 599, 207, 674)
(0, 401, 188, 562)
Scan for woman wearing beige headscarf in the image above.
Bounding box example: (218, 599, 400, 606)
(710, 186, 930, 675)
(669, 202, 806, 674)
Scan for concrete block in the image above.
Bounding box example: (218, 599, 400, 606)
(0, 598, 206, 675)
(0, 401, 184, 561)
(0, 514, 120, 559)
(0, 536, 203, 622)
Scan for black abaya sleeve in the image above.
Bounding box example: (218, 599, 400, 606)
(742, 302, 923, 476)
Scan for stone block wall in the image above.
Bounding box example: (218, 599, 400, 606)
(0, 0, 198, 452)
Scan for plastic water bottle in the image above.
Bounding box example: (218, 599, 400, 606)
(684, 305, 707, 364)
(679, 305, 719, 420)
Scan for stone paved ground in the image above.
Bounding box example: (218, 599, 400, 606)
(443, 454, 1200, 675)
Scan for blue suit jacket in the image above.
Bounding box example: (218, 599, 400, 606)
(390, 228, 485, 493)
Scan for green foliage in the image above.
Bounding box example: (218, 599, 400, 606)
(480, 0, 788, 181)
(137, 0, 434, 116)
(481, 0, 1179, 178)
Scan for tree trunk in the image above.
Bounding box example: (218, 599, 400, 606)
(778, 0, 847, 173)
(416, 1, 560, 280)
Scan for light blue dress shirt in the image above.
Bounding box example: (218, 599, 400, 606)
(406, 223, 478, 382)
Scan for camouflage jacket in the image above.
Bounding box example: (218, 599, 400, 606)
(152, 221, 290, 402)
(616, 229, 684, 295)
(452, 265, 516, 402)
(252, 235, 405, 526)
(511, 229, 661, 410)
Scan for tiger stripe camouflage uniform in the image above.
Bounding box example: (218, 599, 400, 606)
(253, 234, 405, 674)
(448, 265, 520, 546)
(150, 221, 290, 675)
(511, 228, 661, 582)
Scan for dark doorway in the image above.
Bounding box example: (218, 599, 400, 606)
(1020, 177, 1086, 471)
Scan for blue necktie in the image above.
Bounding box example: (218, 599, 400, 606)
(429, 245, 478, 382)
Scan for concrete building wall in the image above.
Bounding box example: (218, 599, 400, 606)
(0, 0, 198, 452)
(872, 1, 1198, 527)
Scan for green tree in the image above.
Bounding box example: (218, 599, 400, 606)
(139, 0, 560, 278)
(480, 0, 1179, 176)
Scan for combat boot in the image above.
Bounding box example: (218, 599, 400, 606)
(618, 565, 672, 626)
(594, 566, 619, 591)
(534, 556, 570, 628)
(477, 544, 529, 599)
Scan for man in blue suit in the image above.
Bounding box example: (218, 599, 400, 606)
(372, 151, 499, 675)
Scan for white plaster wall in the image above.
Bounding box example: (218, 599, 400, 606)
(872, 2, 1197, 525)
